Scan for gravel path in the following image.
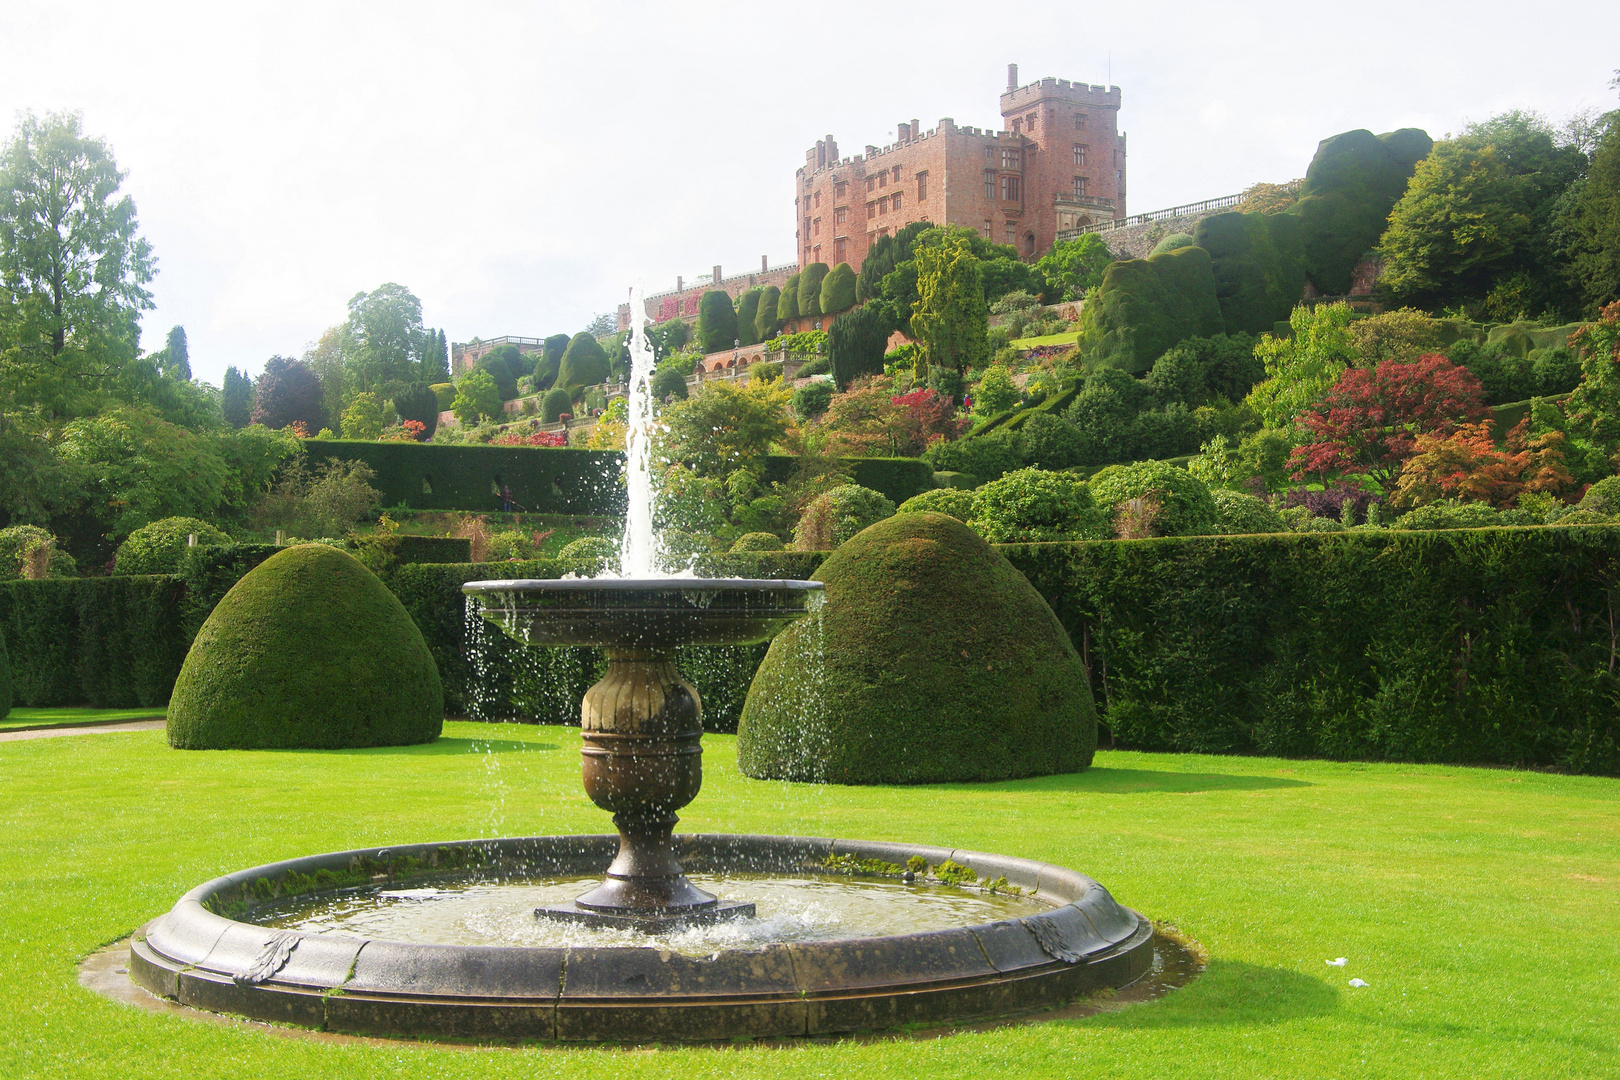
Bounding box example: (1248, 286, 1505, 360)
(0, 719, 166, 743)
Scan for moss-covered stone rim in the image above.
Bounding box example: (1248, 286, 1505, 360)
(132, 834, 1152, 1043)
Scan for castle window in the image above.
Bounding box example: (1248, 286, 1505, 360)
(982, 220, 992, 238)
(1074, 113, 1088, 130)
(984, 170, 996, 199)
(877, 197, 887, 214)
(836, 237, 847, 261)
(804, 217, 811, 237)
(891, 192, 902, 211)
(813, 217, 821, 235)
(1002, 148, 1020, 169)
(892, 165, 901, 182)
(1005, 226, 1016, 245)
(835, 181, 847, 199)
(867, 202, 877, 219)
(835, 207, 847, 224)
(1001, 175, 1020, 201)
(916, 171, 928, 199)
(1025, 113, 1036, 129)
(813, 191, 821, 208)
(1073, 144, 1087, 166)
(866, 177, 875, 193)
(984, 146, 993, 161)
(877, 172, 887, 188)
(1074, 176, 1087, 197)
(1010, 119, 1021, 134)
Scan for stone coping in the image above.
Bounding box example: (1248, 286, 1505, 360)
(130, 834, 1152, 1043)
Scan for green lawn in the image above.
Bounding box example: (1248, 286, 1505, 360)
(1010, 330, 1081, 349)
(0, 706, 166, 732)
(2, 721, 1616, 1077)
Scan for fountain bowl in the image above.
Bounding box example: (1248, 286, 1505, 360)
(462, 578, 824, 651)
(128, 833, 1154, 1043)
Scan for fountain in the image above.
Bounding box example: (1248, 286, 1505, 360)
(125, 293, 1158, 1042)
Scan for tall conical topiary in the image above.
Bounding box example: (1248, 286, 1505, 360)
(818, 262, 857, 314)
(735, 289, 762, 347)
(798, 263, 830, 317)
(167, 544, 443, 749)
(697, 290, 739, 352)
(778, 275, 801, 321)
(755, 285, 782, 339)
(738, 513, 1095, 783)
(557, 332, 610, 392)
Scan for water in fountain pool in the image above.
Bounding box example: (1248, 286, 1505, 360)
(250, 872, 1049, 957)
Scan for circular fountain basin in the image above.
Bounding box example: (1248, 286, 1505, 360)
(461, 578, 824, 650)
(130, 834, 1152, 1042)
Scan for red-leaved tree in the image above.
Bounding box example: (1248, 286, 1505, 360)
(1392, 419, 1573, 508)
(1289, 355, 1487, 489)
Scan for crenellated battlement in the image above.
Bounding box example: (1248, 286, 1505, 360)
(1000, 76, 1120, 113)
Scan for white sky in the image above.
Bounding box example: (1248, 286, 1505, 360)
(1, 0, 1616, 386)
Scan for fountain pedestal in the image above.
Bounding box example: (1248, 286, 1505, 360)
(540, 650, 754, 930)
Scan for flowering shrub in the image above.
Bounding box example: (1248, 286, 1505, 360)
(379, 420, 427, 442)
(491, 430, 567, 447)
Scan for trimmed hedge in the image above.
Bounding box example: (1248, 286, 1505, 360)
(1292, 127, 1432, 295)
(302, 440, 626, 514)
(301, 441, 934, 515)
(0, 576, 187, 708)
(167, 545, 443, 749)
(1002, 527, 1620, 774)
(1078, 245, 1223, 373)
(1194, 211, 1306, 334)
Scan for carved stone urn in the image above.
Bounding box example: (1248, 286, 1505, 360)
(462, 578, 822, 930)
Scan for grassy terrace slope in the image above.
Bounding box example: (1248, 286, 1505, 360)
(3, 722, 1616, 1077)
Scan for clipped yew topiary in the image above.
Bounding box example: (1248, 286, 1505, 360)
(819, 262, 857, 314)
(730, 532, 786, 552)
(738, 512, 1096, 783)
(895, 487, 975, 520)
(166, 544, 443, 749)
(113, 517, 230, 576)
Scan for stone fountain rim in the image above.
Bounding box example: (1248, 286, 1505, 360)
(128, 833, 1152, 1043)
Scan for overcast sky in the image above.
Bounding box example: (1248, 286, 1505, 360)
(2, 0, 1616, 386)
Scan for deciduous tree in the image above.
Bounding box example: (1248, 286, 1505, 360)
(251, 356, 328, 433)
(910, 233, 988, 383)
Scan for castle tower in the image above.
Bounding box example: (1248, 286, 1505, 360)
(998, 73, 1127, 260)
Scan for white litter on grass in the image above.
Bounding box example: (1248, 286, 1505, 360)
(1326, 957, 1347, 966)
(1348, 978, 1369, 987)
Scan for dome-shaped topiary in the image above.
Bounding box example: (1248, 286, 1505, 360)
(166, 544, 443, 749)
(1212, 489, 1286, 534)
(738, 513, 1096, 784)
(114, 517, 230, 575)
(896, 487, 975, 521)
(792, 484, 895, 549)
(1579, 476, 1620, 515)
(972, 468, 1105, 542)
(558, 535, 620, 574)
(1090, 460, 1218, 537)
(730, 532, 786, 552)
(1149, 232, 1196, 256)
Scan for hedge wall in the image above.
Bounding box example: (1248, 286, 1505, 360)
(1002, 527, 1620, 774)
(1077, 245, 1223, 373)
(1194, 210, 1306, 335)
(301, 440, 627, 515)
(0, 576, 187, 708)
(302, 441, 935, 515)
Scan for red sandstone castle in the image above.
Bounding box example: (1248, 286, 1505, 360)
(797, 64, 1127, 274)
(611, 65, 1127, 333)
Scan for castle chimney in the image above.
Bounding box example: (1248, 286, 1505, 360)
(676, 275, 682, 293)
(826, 135, 839, 161)
(912, 118, 919, 138)
(1007, 63, 1018, 91)
(761, 255, 769, 272)
(898, 121, 911, 141)
(713, 265, 722, 285)
(816, 139, 826, 169)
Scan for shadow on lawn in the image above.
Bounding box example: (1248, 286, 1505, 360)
(1088, 960, 1340, 1028)
(947, 768, 1313, 796)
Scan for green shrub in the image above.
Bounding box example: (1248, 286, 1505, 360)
(0, 525, 77, 581)
(735, 289, 762, 347)
(1292, 127, 1432, 294)
(1077, 245, 1224, 373)
(557, 536, 619, 574)
(1019, 412, 1085, 470)
(819, 262, 857, 314)
(113, 517, 231, 576)
(1001, 528, 1620, 773)
(542, 388, 573, 422)
(697, 291, 739, 353)
(797, 263, 829, 317)
(760, 454, 936, 507)
(730, 532, 786, 552)
(1194, 211, 1307, 334)
(791, 379, 833, 419)
(1149, 232, 1196, 256)
(430, 382, 456, 411)
(1292, 514, 1347, 533)
(1579, 476, 1620, 515)
(167, 544, 443, 749)
(651, 365, 689, 401)
(828, 304, 892, 388)
(972, 365, 1021, 415)
(1212, 489, 1286, 534)
(932, 470, 979, 490)
(793, 484, 896, 549)
(557, 332, 610, 392)
(924, 428, 1023, 482)
(1392, 500, 1502, 530)
(739, 513, 1096, 783)
(1089, 461, 1218, 536)
(1547, 508, 1612, 526)
(896, 487, 975, 520)
(777, 275, 801, 321)
(972, 468, 1104, 542)
(755, 285, 782, 339)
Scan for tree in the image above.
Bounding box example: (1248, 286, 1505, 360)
(0, 111, 155, 415)
(1558, 102, 1620, 313)
(557, 331, 609, 391)
(221, 366, 254, 428)
(827, 303, 892, 389)
(1034, 232, 1113, 300)
(910, 233, 988, 382)
(754, 286, 781, 339)
(476, 345, 522, 400)
(391, 383, 440, 439)
(1288, 354, 1488, 488)
(1244, 302, 1358, 428)
(797, 263, 830, 317)
(1234, 178, 1304, 215)
(56, 407, 229, 540)
(856, 220, 932, 302)
(162, 325, 190, 380)
(340, 392, 389, 440)
(1392, 419, 1572, 508)
(250, 356, 327, 433)
(972, 365, 1020, 416)
(1563, 301, 1620, 447)
(583, 312, 617, 337)
(541, 386, 572, 422)
(650, 365, 688, 402)
(533, 333, 570, 389)
(660, 378, 790, 475)
(696, 291, 738, 353)
(421, 327, 450, 384)
(735, 289, 762, 347)
(452, 369, 503, 426)
(819, 263, 857, 314)
(345, 283, 427, 395)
